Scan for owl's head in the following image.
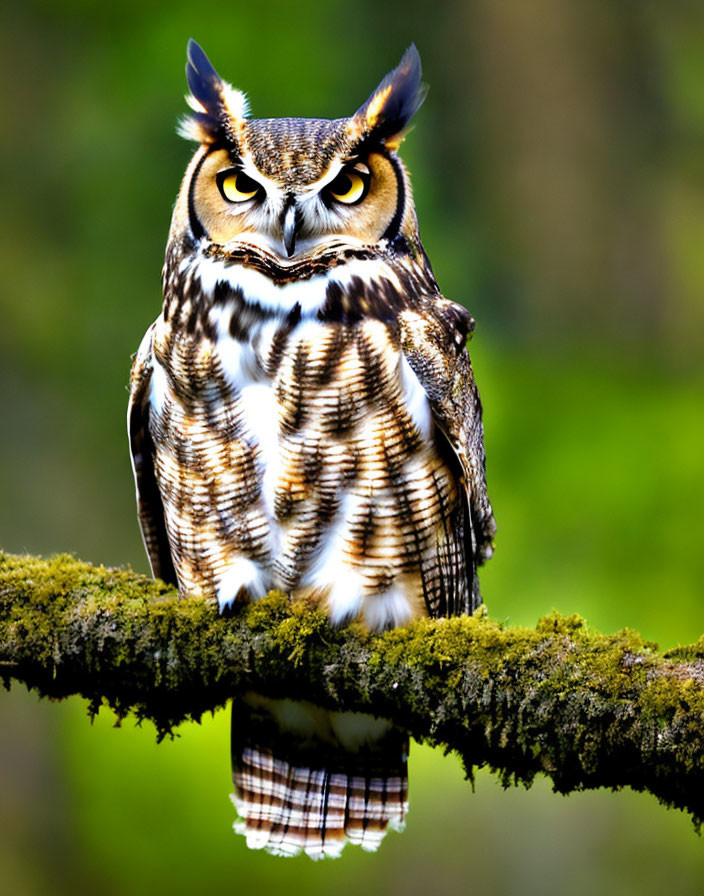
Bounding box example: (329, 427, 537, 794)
(170, 40, 427, 264)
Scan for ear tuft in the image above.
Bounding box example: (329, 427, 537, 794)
(186, 39, 222, 116)
(179, 40, 249, 144)
(349, 45, 428, 148)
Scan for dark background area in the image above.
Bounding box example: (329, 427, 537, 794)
(2, 0, 704, 892)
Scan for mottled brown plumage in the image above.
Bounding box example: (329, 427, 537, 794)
(128, 39, 495, 858)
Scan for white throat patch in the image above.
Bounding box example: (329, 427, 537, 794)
(189, 253, 403, 315)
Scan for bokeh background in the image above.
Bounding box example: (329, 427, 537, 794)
(2, 0, 704, 892)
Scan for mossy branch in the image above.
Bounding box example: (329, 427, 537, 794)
(2, 550, 704, 825)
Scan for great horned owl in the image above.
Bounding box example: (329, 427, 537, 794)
(129, 40, 495, 858)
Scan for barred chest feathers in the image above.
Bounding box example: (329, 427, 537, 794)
(143, 254, 462, 631)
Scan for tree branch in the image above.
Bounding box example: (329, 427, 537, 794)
(2, 549, 704, 825)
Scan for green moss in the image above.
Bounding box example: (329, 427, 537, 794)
(3, 549, 704, 823)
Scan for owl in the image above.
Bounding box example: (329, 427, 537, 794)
(129, 40, 495, 858)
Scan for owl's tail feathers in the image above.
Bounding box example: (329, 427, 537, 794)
(230, 696, 408, 860)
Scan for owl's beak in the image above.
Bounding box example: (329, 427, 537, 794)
(282, 202, 299, 258)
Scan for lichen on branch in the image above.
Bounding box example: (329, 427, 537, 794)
(2, 549, 704, 825)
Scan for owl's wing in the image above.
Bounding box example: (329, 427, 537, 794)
(399, 296, 496, 609)
(127, 325, 177, 586)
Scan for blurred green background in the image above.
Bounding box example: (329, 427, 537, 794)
(2, 0, 704, 892)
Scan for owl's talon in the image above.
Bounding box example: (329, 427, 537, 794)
(216, 558, 271, 612)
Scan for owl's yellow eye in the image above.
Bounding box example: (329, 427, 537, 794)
(325, 168, 369, 205)
(217, 169, 262, 203)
